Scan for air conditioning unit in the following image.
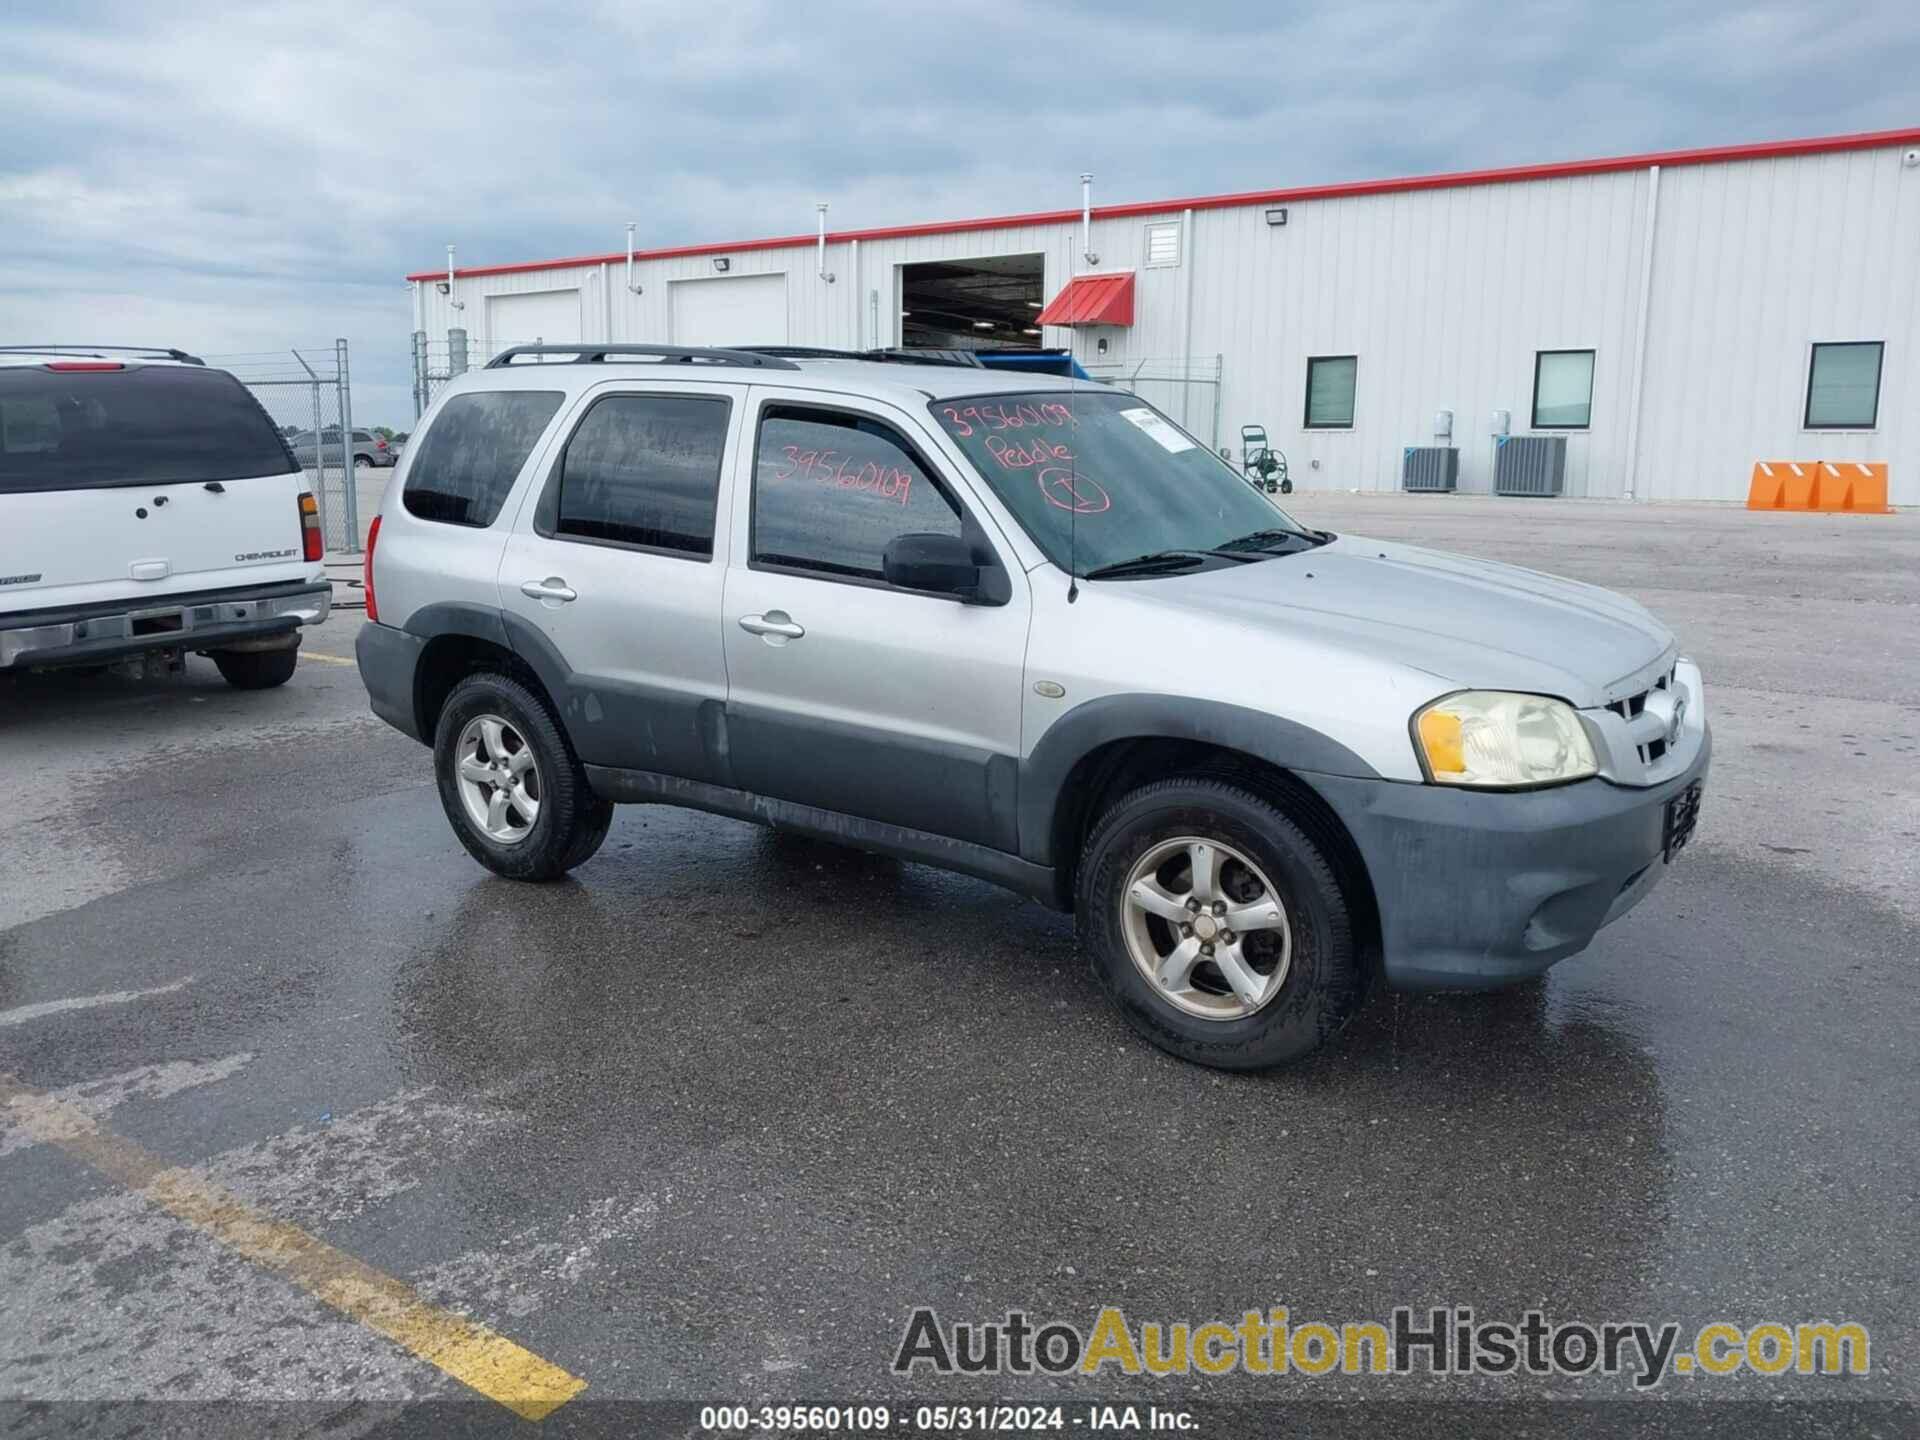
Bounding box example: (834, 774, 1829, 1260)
(1493, 435, 1566, 496)
(1402, 446, 1459, 492)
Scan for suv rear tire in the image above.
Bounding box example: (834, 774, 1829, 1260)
(434, 671, 613, 881)
(1077, 776, 1364, 1071)
(211, 646, 299, 689)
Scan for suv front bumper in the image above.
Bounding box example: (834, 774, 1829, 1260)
(1309, 727, 1711, 990)
(0, 579, 330, 672)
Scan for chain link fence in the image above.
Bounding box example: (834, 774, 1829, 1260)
(208, 341, 371, 553)
(1082, 354, 1224, 454)
(414, 332, 568, 414)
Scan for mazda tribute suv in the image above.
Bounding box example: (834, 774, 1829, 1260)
(356, 345, 1708, 1070)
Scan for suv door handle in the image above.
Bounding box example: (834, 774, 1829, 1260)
(520, 578, 577, 602)
(738, 612, 805, 640)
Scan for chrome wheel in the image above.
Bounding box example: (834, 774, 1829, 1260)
(1120, 835, 1292, 1021)
(454, 713, 541, 844)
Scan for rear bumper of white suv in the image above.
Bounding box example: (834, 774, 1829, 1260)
(0, 579, 330, 672)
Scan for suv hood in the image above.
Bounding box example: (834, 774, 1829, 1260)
(1144, 532, 1675, 709)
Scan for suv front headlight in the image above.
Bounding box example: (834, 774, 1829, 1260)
(1412, 691, 1598, 788)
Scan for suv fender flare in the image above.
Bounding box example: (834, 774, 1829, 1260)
(404, 601, 512, 650)
(398, 602, 515, 737)
(1017, 694, 1381, 866)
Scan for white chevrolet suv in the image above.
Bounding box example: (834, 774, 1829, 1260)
(0, 347, 331, 687)
(357, 344, 1708, 1070)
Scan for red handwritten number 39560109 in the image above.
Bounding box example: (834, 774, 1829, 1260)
(1037, 465, 1109, 514)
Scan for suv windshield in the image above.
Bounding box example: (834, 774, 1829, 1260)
(931, 389, 1314, 577)
(0, 364, 296, 493)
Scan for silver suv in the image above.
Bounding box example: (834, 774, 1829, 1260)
(356, 344, 1709, 1070)
(289, 427, 394, 469)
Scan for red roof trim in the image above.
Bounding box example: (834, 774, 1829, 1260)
(407, 126, 1920, 282)
(1037, 272, 1136, 327)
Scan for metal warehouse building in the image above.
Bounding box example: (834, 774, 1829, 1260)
(408, 127, 1920, 506)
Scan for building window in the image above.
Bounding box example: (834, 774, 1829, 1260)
(1532, 350, 1594, 429)
(1804, 342, 1883, 429)
(1144, 220, 1181, 268)
(1303, 356, 1357, 429)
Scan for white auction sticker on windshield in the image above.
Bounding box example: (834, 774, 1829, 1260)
(1119, 407, 1196, 454)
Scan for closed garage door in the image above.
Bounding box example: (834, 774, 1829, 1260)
(485, 289, 582, 357)
(670, 274, 787, 347)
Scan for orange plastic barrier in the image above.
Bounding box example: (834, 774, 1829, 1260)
(1746, 461, 1817, 510)
(1813, 461, 1891, 513)
(1747, 459, 1891, 513)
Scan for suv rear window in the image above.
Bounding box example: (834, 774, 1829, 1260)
(403, 391, 563, 527)
(546, 394, 731, 558)
(0, 364, 297, 494)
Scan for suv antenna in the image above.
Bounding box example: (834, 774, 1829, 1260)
(1066, 355, 1080, 603)
(1065, 230, 1083, 603)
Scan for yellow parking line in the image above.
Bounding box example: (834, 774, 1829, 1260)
(303, 651, 357, 666)
(0, 1074, 586, 1420)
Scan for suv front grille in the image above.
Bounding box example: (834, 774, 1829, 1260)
(1607, 665, 1679, 767)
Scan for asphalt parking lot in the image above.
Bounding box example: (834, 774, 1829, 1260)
(2, 495, 1916, 1435)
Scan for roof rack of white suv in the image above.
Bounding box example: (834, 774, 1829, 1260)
(484, 344, 801, 370)
(0, 344, 204, 365)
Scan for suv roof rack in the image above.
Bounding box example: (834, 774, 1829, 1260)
(0, 344, 204, 365)
(483, 343, 800, 371)
(743, 345, 986, 370)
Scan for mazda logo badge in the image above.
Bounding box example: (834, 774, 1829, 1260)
(1668, 697, 1687, 745)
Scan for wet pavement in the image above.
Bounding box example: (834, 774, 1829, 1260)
(1, 497, 1916, 1435)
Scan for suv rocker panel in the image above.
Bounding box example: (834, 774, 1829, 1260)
(582, 764, 1059, 907)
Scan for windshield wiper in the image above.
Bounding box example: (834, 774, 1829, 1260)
(1084, 530, 1321, 579)
(1212, 527, 1323, 555)
(1081, 550, 1215, 580)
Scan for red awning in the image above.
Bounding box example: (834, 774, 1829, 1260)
(1036, 271, 1135, 326)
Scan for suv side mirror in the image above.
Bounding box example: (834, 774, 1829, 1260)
(883, 532, 981, 599)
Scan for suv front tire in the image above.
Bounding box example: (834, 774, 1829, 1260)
(1077, 776, 1365, 1070)
(433, 671, 613, 881)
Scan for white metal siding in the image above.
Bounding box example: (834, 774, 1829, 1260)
(1634, 146, 1919, 502)
(415, 141, 1918, 505)
(1178, 169, 1651, 499)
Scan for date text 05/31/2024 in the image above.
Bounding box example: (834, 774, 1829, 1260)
(699, 1403, 1198, 1432)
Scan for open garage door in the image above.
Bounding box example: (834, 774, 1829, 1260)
(670, 273, 788, 347)
(900, 254, 1044, 351)
(483, 288, 581, 360)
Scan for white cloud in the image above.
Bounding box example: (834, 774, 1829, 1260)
(1, 0, 1915, 427)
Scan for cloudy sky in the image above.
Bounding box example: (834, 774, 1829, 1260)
(3, 0, 1916, 426)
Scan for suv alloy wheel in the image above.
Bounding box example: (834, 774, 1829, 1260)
(432, 671, 614, 880)
(1077, 776, 1365, 1069)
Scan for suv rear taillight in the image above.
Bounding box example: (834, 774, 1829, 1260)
(298, 492, 323, 561)
(376, 436, 389, 450)
(364, 513, 381, 623)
